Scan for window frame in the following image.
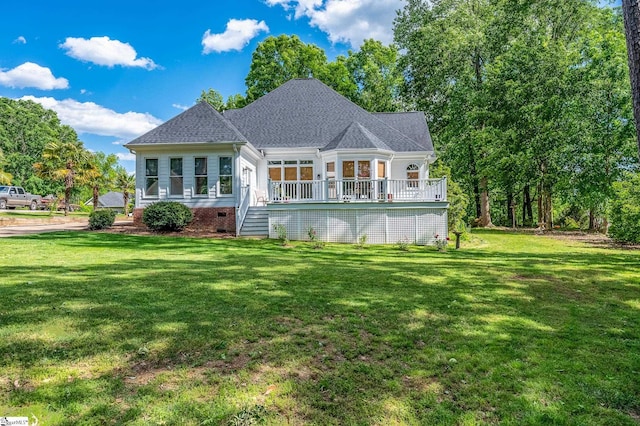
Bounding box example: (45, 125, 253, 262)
(144, 158, 159, 198)
(218, 156, 233, 196)
(406, 163, 420, 189)
(194, 157, 209, 197)
(169, 157, 184, 197)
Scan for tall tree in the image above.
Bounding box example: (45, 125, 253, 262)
(245, 35, 329, 102)
(115, 166, 135, 216)
(622, 0, 640, 159)
(197, 89, 224, 110)
(345, 39, 403, 112)
(395, 0, 495, 226)
(34, 136, 92, 216)
(0, 97, 65, 194)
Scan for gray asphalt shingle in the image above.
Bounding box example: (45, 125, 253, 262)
(224, 79, 430, 152)
(126, 79, 434, 154)
(126, 101, 247, 146)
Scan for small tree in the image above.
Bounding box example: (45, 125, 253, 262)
(115, 166, 135, 216)
(34, 136, 92, 216)
(86, 152, 118, 211)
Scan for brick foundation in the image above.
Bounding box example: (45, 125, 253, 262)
(133, 207, 236, 233)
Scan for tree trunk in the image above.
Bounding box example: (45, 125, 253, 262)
(93, 186, 99, 211)
(589, 209, 595, 231)
(468, 144, 481, 219)
(507, 191, 513, 227)
(479, 177, 493, 227)
(523, 185, 533, 227)
(123, 191, 130, 216)
(543, 187, 553, 229)
(622, 0, 640, 160)
(537, 181, 544, 227)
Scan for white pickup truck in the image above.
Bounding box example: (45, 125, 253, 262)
(0, 186, 42, 210)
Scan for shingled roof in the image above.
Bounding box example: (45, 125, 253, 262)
(224, 79, 431, 153)
(373, 112, 434, 152)
(126, 79, 434, 153)
(126, 101, 247, 146)
(322, 122, 392, 152)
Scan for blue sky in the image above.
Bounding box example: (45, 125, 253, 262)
(0, 0, 623, 172)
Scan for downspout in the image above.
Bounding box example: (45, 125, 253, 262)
(233, 144, 241, 235)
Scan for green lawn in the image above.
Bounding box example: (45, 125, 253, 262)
(0, 230, 638, 425)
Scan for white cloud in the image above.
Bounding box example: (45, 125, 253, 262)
(20, 96, 162, 139)
(172, 103, 189, 111)
(0, 62, 68, 90)
(265, 0, 403, 47)
(13, 36, 27, 44)
(202, 19, 269, 53)
(116, 152, 136, 161)
(60, 36, 158, 70)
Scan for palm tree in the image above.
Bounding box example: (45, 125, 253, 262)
(0, 149, 12, 185)
(34, 139, 92, 216)
(86, 152, 118, 211)
(115, 166, 135, 216)
(622, 0, 640, 159)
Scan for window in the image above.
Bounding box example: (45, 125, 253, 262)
(219, 156, 233, 195)
(378, 161, 386, 178)
(342, 161, 355, 179)
(170, 158, 183, 196)
(326, 162, 335, 179)
(145, 159, 158, 196)
(358, 161, 371, 179)
(407, 164, 419, 188)
(195, 157, 208, 196)
(17, 188, 25, 195)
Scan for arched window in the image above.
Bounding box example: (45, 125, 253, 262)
(407, 164, 419, 188)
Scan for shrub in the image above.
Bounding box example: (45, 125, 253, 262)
(88, 209, 116, 230)
(273, 223, 289, 246)
(142, 201, 193, 232)
(608, 173, 640, 243)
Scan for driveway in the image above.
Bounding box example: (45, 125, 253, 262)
(0, 219, 132, 237)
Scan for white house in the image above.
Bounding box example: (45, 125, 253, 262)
(125, 78, 448, 244)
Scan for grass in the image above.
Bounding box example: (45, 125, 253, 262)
(0, 230, 638, 425)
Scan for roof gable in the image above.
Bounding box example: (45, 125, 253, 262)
(98, 191, 125, 208)
(126, 102, 247, 146)
(322, 122, 392, 151)
(373, 112, 433, 152)
(224, 79, 429, 153)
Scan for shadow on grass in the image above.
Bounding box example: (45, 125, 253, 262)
(1, 231, 639, 424)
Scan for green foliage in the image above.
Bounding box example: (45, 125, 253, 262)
(345, 39, 403, 112)
(608, 172, 640, 243)
(142, 201, 193, 232)
(273, 223, 289, 246)
(87, 152, 119, 211)
(245, 35, 329, 102)
(88, 209, 117, 230)
(34, 139, 93, 216)
(115, 166, 135, 216)
(0, 97, 70, 194)
(395, 1, 636, 228)
(430, 160, 469, 232)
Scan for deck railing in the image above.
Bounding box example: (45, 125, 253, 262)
(267, 178, 447, 203)
(236, 185, 251, 235)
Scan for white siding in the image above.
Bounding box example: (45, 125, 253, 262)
(135, 148, 235, 208)
(269, 206, 447, 245)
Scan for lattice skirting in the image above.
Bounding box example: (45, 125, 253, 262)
(268, 207, 448, 245)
